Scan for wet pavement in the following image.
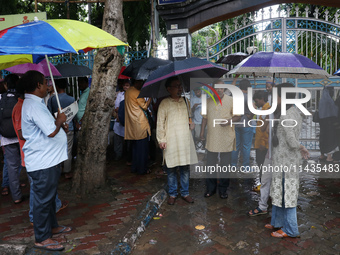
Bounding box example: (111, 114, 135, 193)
(0, 150, 340, 254)
(0, 150, 164, 255)
(132, 153, 340, 255)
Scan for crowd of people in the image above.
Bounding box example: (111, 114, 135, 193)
(0, 71, 88, 251)
(113, 76, 310, 239)
(0, 68, 317, 250)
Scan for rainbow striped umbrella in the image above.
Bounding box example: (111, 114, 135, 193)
(0, 19, 128, 110)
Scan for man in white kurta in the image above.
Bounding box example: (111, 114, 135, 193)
(157, 77, 198, 205)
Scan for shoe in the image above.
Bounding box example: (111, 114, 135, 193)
(219, 193, 228, 199)
(182, 195, 194, 203)
(204, 191, 216, 198)
(167, 196, 176, 205)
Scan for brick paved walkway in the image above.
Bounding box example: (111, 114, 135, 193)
(0, 155, 165, 254)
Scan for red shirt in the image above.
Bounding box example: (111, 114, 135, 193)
(12, 98, 25, 167)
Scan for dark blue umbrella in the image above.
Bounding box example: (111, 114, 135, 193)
(139, 57, 228, 98)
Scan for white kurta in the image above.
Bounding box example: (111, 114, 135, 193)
(157, 97, 198, 168)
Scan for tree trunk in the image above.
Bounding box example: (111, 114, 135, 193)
(72, 0, 127, 195)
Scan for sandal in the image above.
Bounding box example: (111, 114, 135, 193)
(34, 239, 64, 251)
(248, 207, 267, 216)
(14, 197, 25, 204)
(271, 229, 300, 238)
(1, 187, 9, 196)
(52, 225, 72, 235)
(56, 201, 69, 213)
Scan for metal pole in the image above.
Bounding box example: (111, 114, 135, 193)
(45, 55, 62, 111)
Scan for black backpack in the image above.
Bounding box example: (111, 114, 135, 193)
(0, 92, 18, 138)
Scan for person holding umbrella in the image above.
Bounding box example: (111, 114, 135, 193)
(269, 83, 309, 238)
(157, 76, 198, 205)
(21, 71, 71, 251)
(125, 79, 152, 174)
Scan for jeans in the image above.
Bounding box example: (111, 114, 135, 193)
(28, 175, 62, 223)
(2, 154, 9, 188)
(270, 178, 300, 237)
(231, 127, 254, 169)
(166, 165, 190, 197)
(4, 143, 22, 201)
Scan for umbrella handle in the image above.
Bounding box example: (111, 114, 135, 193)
(45, 55, 62, 112)
(179, 77, 192, 120)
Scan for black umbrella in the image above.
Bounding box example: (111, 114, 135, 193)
(216, 52, 249, 65)
(55, 63, 92, 78)
(122, 57, 171, 80)
(139, 57, 228, 98)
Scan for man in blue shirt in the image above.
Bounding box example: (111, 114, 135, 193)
(48, 78, 75, 179)
(21, 71, 71, 252)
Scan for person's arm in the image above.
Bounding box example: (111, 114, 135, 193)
(137, 97, 152, 110)
(156, 101, 167, 150)
(231, 74, 240, 85)
(200, 117, 207, 140)
(261, 115, 270, 133)
(48, 111, 67, 137)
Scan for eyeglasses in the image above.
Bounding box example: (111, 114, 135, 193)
(170, 85, 182, 88)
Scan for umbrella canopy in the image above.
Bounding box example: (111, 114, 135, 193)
(0, 55, 33, 70)
(0, 19, 128, 64)
(55, 63, 92, 78)
(216, 52, 249, 65)
(0, 18, 128, 111)
(122, 57, 171, 80)
(139, 57, 228, 98)
(118, 66, 130, 79)
(5, 58, 61, 77)
(333, 68, 340, 76)
(228, 51, 329, 79)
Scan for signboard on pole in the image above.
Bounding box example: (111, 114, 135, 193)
(172, 36, 186, 58)
(0, 12, 47, 30)
(158, 0, 186, 5)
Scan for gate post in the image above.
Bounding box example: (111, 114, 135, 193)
(167, 28, 192, 61)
